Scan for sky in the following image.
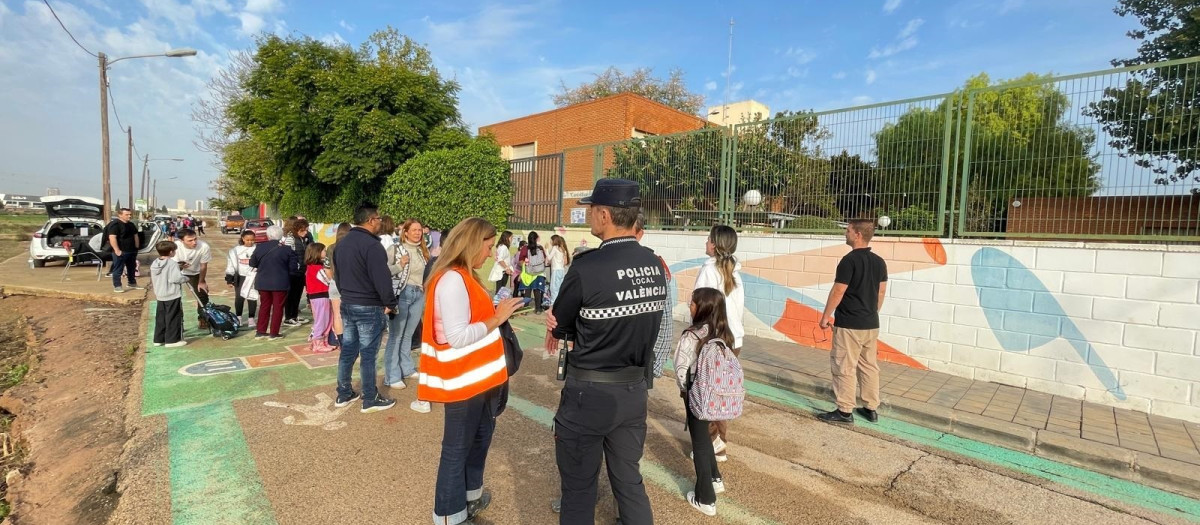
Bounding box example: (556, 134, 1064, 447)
(0, 0, 1146, 209)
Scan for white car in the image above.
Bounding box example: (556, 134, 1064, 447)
(28, 196, 161, 267)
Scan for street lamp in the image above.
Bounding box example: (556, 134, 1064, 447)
(140, 156, 183, 204)
(99, 48, 196, 222)
(152, 176, 179, 211)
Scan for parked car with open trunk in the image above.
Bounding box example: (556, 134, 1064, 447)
(28, 196, 162, 267)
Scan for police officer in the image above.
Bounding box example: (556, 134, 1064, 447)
(546, 178, 667, 525)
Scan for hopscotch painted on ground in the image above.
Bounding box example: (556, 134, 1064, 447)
(178, 343, 338, 377)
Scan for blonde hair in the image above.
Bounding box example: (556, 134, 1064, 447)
(402, 218, 431, 260)
(709, 224, 739, 295)
(425, 217, 497, 289)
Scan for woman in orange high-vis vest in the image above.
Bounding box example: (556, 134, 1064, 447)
(417, 217, 523, 525)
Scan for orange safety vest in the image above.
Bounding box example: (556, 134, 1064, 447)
(416, 267, 508, 403)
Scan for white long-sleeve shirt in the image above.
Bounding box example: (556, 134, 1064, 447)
(225, 245, 255, 277)
(694, 257, 745, 349)
(672, 325, 707, 393)
(433, 271, 489, 348)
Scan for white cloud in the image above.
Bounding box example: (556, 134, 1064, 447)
(882, 0, 902, 14)
(338, 19, 355, 32)
(237, 12, 263, 35)
(786, 66, 807, 78)
(705, 80, 718, 91)
(422, 4, 540, 59)
(832, 71, 846, 80)
(999, 0, 1023, 14)
(244, 0, 283, 14)
(865, 69, 877, 84)
(868, 18, 922, 59)
(782, 46, 816, 65)
(320, 32, 346, 45)
(851, 95, 874, 106)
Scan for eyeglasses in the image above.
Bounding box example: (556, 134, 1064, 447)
(369, 217, 382, 223)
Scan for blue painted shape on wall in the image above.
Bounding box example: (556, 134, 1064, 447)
(971, 248, 1124, 399)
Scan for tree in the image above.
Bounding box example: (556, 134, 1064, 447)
(219, 28, 464, 219)
(379, 137, 512, 229)
(877, 73, 1102, 232)
(554, 67, 705, 114)
(607, 110, 836, 223)
(1084, 0, 1200, 193)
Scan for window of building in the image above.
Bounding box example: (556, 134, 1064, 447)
(510, 142, 537, 159)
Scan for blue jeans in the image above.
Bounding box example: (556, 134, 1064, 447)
(337, 303, 386, 403)
(384, 286, 424, 384)
(434, 387, 500, 524)
(112, 251, 137, 287)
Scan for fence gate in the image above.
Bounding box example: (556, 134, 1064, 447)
(509, 153, 564, 228)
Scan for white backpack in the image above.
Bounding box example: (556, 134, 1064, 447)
(526, 248, 546, 274)
(688, 338, 745, 421)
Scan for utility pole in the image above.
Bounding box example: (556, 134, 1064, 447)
(152, 179, 156, 210)
(99, 52, 111, 222)
(140, 154, 148, 202)
(126, 126, 133, 212)
(722, 18, 734, 126)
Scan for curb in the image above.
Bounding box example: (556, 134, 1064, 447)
(741, 365, 1200, 501)
(0, 285, 146, 306)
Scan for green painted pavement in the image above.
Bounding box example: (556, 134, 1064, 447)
(142, 300, 339, 416)
(167, 403, 277, 525)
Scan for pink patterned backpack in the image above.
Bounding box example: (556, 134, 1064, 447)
(688, 337, 745, 421)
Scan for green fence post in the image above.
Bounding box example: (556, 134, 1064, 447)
(957, 91, 976, 237)
(937, 95, 954, 238)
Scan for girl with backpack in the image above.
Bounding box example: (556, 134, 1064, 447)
(673, 287, 744, 517)
(546, 234, 571, 304)
(518, 231, 548, 314)
(304, 243, 336, 353)
(693, 224, 745, 462)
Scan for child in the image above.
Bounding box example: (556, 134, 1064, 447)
(304, 243, 335, 353)
(694, 224, 744, 462)
(151, 240, 190, 348)
(225, 231, 258, 327)
(673, 287, 734, 517)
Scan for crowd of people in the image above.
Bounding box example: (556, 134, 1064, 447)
(146, 177, 889, 524)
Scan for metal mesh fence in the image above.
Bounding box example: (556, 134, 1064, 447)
(730, 96, 951, 235)
(959, 57, 1200, 240)
(508, 57, 1200, 242)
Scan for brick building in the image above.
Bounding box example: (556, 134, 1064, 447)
(479, 93, 709, 225)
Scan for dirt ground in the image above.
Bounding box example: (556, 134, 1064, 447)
(0, 295, 142, 525)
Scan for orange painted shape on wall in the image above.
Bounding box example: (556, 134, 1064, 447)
(771, 299, 928, 370)
(923, 238, 947, 265)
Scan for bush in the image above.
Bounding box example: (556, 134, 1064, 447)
(891, 204, 938, 232)
(380, 138, 512, 229)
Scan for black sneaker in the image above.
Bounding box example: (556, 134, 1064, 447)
(361, 395, 396, 413)
(855, 407, 879, 423)
(334, 391, 360, 408)
(816, 409, 854, 424)
(467, 491, 492, 519)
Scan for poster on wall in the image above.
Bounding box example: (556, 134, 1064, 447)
(570, 207, 587, 224)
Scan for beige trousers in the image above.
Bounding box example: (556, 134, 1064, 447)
(830, 327, 881, 413)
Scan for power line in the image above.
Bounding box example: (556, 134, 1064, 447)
(42, 0, 98, 58)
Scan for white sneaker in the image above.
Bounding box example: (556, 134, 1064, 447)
(713, 478, 725, 494)
(410, 400, 431, 413)
(165, 341, 188, 348)
(152, 343, 164, 347)
(388, 379, 407, 389)
(687, 491, 716, 516)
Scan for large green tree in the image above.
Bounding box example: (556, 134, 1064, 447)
(1085, 0, 1200, 193)
(220, 28, 464, 221)
(876, 73, 1102, 232)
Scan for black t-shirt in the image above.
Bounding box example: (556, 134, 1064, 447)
(834, 247, 888, 330)
(104, 220, 139, 252)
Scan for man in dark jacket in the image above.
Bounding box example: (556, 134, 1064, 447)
(332, 203, 398, 413)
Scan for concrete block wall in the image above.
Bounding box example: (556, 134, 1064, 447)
(638, 230, 1200, 424)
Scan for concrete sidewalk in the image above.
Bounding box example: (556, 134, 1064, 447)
(0, 253, 150, 305)
(718, 322, 1200, 500)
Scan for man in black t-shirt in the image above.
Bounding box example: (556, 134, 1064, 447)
(105, 208, 141, 293)
(817, 218, 888, 424)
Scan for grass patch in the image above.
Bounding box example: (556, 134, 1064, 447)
(0, 365, 27, 390)
(0, 214, 43, 236)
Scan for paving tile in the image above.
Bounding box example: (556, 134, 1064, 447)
(1082, 432, 1121, 446)
(1119, 439, 1160, 455)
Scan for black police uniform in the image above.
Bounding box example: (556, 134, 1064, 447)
(551, 235, 667, 525)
